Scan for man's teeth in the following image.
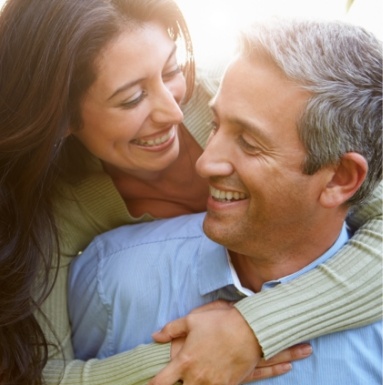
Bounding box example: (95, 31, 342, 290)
(210, 186, 246, 202)
(133, 130, 172, 147)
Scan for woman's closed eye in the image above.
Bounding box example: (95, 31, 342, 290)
(120, 67, 181, 109)
(120, 90, 148, 109)
(162, 66, 182, 80)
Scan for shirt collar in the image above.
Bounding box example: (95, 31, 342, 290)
(197, 234, 234, 296)
(197, 222, 350, 295)
(261, 222, 350, 290)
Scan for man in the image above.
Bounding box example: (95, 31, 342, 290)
(69, 19, 382, 384)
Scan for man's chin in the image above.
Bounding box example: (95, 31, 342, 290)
(203, 216, 232, 246)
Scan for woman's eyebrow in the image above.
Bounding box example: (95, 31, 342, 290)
(107, 45, 178, 102)
(107, 78, 143, 101)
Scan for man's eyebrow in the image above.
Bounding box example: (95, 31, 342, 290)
(107, 44, 178, 102)
(209, 104, 272, 145)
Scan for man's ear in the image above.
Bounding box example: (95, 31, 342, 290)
(319, 153, 368, 208)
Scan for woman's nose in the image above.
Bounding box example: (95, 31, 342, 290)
(150, 81, 185, 124)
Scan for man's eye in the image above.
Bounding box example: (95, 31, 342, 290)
(238, 136, 261, 154)
(208, 120, 219, 134)
(121, 91, 147, 109)
(205, 121, 219, 145)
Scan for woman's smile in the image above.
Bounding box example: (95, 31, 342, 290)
(130, 126, 176, 150)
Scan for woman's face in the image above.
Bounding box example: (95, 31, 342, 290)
(72, 22, 187, 178)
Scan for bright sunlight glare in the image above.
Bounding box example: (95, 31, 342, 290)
(175, 0, 383, 67)
(0, 0, 381, 66)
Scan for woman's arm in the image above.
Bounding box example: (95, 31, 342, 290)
(42, 252, 308, 385)
(43, 344, 170, 385)
(150, 182, 382, 384)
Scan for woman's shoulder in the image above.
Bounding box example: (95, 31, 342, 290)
(53, 161, 134, 256)
(182, 61, 228, 149)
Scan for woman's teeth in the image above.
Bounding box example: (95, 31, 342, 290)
(133, 130, 172, 147)
(210, 186, 247, 202)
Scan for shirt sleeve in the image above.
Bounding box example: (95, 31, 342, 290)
(235, 181, 383, 359)
(40, 242, 171, 385)
(68, 242, 109, 360)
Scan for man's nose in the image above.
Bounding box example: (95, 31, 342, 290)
(196, 130, 234, 178)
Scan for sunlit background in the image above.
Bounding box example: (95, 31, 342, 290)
(174, 0, 382, 67)
(0, 0, 381, 68)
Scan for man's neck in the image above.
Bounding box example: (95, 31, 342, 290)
(228, 223, 347, 293)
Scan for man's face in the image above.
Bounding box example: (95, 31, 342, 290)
(196, 55, 332, 258)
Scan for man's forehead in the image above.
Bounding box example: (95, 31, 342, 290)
(211, 55, 271, 109)
(209, 57, 247, 106)
(209, 52, 311, 143)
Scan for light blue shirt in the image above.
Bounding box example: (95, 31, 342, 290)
(68, 212, 382, 384)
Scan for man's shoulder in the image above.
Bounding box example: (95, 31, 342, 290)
(70, 213, 209, 287)
(91, 212, 207, 256)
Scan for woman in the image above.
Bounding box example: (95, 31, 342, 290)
(0, 0, 381, 384)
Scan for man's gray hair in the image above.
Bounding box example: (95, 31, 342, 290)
(239, 19, 382, 205)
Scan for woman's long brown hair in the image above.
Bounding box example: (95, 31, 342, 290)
(0, 0, 194, 383)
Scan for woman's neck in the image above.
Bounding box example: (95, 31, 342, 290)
(103, 126, 209, 218)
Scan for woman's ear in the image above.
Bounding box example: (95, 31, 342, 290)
(319, 153, 368, 208)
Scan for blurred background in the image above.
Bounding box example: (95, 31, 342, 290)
(0, 0, 381, 67)
(174, 0, 382, 67)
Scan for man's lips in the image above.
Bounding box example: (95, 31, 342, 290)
(209, 186, 247, 202)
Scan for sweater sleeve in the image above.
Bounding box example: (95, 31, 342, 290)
(235, 181, 383, 359)
(43, 344, 170, 385)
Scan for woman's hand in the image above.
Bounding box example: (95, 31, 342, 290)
(244, 344, 312, 382)
(149, 301, 312, 385)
